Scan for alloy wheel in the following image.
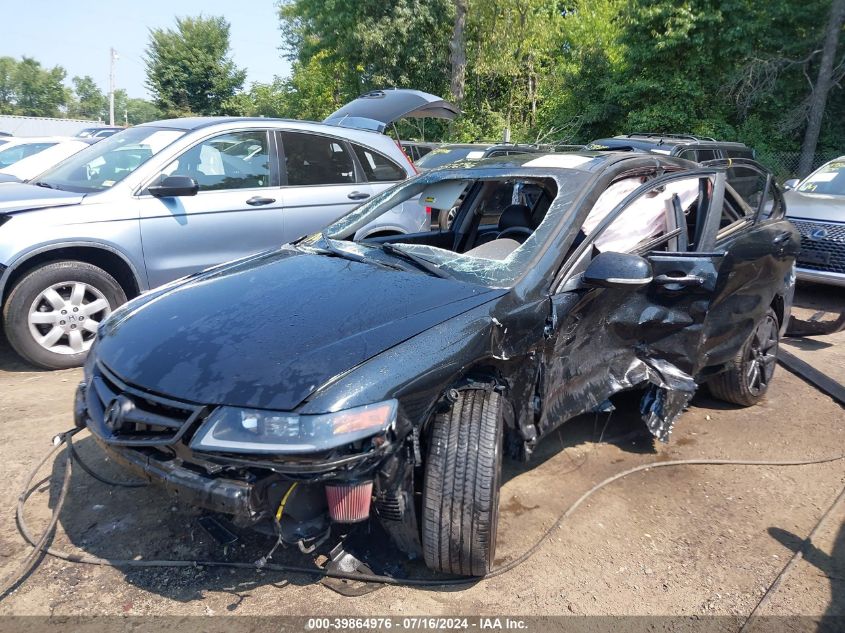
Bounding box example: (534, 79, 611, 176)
(27, 281, 111, 355)
(745, 313, 779, 396)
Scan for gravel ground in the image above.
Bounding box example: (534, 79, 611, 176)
(0, 284, 842, 622)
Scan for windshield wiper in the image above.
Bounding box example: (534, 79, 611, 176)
(32, 181, 55, 189)
(380, 243, 451, 279)
(310, 236, 403, 271)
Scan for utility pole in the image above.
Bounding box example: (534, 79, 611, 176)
(108, 47, 118, 126)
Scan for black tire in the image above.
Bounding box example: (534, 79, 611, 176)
(422, 389, 504, 576)
(708, 308, 780, 407)
(3, 261, 126, 370)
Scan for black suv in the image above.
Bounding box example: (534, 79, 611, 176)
(586, 133, 755, 163)
(588, 134, 761, 204)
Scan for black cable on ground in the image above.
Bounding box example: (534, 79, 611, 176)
(0, 429, 78, 600)
(67, 439, 148, 488)
(5, 428, 845, 593)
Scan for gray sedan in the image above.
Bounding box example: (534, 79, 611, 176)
(784, 156, 845, 287)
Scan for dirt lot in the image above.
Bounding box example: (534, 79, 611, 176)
(0, 284, 843, 623)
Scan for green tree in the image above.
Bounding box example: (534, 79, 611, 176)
(0, 57, 17, 114)
(227, 53, 344, 122)
(124, 96, 162, 125)
(280, 0, 453, 104)
(110, 89, 161, 125)
(9, 57, 67, 117)
(145, 15, 247, 116)
(68, 75, 107, 120)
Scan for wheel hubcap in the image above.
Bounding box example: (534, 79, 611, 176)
(28, 282, 111, 355)
(745, 314, 779, 396)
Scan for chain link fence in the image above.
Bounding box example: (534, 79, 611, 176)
(755, 150, 842, 182)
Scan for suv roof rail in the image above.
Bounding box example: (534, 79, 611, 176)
(625, 132, 717, 143)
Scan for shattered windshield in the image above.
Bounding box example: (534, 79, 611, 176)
(318, 166, 591, 287)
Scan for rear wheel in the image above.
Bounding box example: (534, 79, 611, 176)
(3, 261, 126, 370)
(422, 389, 503, 576)
(708, 308, 780, 407)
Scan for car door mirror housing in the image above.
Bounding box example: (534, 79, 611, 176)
(782, 178, 799, 191)
(149, 175, 199, 198)
(583, 251, 653, 289)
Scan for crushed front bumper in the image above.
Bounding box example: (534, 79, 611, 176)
(90, 435, 259, 520)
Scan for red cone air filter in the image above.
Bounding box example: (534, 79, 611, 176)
(325, 481, 373, 523)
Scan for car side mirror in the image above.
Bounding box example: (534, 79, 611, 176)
(583, 251, 653, 289)
(783, 178, 799, 191)
(149, 175, 199, 198)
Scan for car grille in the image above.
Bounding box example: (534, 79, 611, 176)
(86, 362, 206, 446)
(790, 218, 845, 275)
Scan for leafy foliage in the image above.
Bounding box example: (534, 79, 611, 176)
(145, 15, 247, 117)
(276, 0, 845, 162)
(67, 75, 107, 120)
(0, 56, 67, 117)
(280, 0, 452, 102)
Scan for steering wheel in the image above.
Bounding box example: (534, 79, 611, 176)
(496, 226, 533, 243)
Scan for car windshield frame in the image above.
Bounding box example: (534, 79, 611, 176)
(797, 159, 845, 197)
(314, 165, 592, 288)
(34, 126, 186, 193)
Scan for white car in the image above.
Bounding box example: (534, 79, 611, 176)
(0, 137, 94, 183)
(784, 156, 845, 287)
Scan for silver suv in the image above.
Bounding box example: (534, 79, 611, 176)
(0, 90, 458, 369)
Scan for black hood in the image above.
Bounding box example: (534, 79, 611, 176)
(96, 249, 502, 411)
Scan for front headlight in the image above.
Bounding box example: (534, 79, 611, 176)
(189, 400, 398, 455)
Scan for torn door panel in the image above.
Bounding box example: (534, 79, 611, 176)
(537, 344, 695, 447)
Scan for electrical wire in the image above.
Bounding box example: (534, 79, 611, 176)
(4, 427, 844, 594)
(67, 439, 147, 488)
(0, 429, 78, 600)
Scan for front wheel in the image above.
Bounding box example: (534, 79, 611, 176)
(708, 308, 780, 407)
(3, 261, 126, 370)
(422, 389, 504, 576)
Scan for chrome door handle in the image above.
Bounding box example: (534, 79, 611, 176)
(653, 274, 705, 287)
(348, 191, 370, 201)
(246, 196, 276, 206)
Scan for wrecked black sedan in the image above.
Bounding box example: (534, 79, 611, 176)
(76, 151, 798, 577)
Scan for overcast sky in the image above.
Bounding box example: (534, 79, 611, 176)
(3, 0, 293, 99)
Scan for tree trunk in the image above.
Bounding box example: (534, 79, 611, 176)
(449, 0, 468, 105)
(798, 0, 845, 177)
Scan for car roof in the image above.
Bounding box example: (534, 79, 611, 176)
(436, 142, 541, 149)
(138, 117, 307, 131)
(428, 150, 642, 174)
(589, 134, 751, 152)
(136, 116, 394, 143)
